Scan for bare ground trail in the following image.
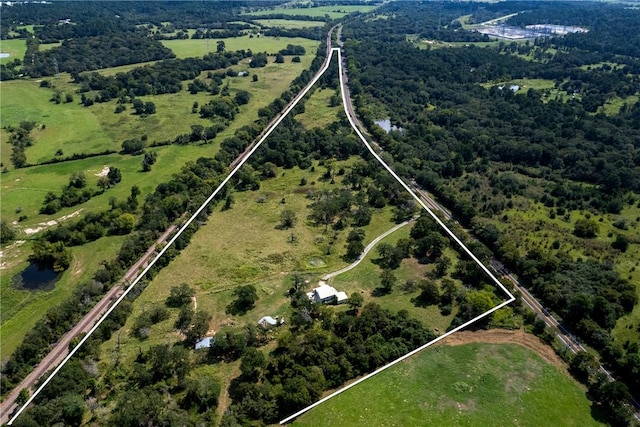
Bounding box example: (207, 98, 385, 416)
(440, 329, 568, 373)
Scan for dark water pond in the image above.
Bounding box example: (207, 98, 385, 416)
(13, 262, 60, 291)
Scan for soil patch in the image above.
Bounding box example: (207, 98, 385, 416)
(440, 328, 567, 372)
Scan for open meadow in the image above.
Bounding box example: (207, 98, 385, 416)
(243, 5, 378, 19)
(254, 19, 325, 29)
(98, 158, 402, 361)
(294, 342, 603, 427)
(294, 86, 342, 129)
(161, 35, 319, 59)
(0, 39, 26, 65)
(0, 39, 319, 360)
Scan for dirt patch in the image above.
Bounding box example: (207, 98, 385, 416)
(95, 165, 110, 177)
(23, 209, 83, 235)
(440, 329, 567, 373)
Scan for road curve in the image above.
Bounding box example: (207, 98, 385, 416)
(322, 219, 413, 282)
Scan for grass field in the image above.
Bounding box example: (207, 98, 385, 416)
(294, 87, 341, 129)
(599, 94, 640, 116)
(243, 5, 378, 19)
(294, 342, 603, 427)
(97, 157, 414, 365)
(331, 225, 460, 333)
(254, 19, 325, 29)
(0, 234, 126, 359)
(161, 35, 319, 58)
(0, 39, 26, 65)
(481, 78, 556, 91)
(1, 50, 319, 358)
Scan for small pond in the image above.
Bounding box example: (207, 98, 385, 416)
(375, 119, 404, 133)
(13, 262, 60, 291)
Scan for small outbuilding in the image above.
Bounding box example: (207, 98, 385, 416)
(194, 336, 214, 350)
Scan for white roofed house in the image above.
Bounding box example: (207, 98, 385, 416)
(307, 282, 348, 305)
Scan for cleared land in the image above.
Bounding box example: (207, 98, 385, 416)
(0, 39, 26, 65)
(294, 87, 341, 129)
(98, 158, 401, 360)
(294, 339, 603, 427)
(161, 35, 319, 58)
(243, 5, 378, 19)
(254, 19, 325, 29)
(0, 45, 317, 359)
(1, 234, 126, 359)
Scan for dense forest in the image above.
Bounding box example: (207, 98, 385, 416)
(342, 1, 640, 422)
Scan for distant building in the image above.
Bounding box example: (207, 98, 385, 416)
(194, 336, 214, 350)
(237, 71, 248, 77)
(307, 283, 348, 305)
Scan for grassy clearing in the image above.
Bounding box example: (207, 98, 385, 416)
(1, 38, 319, 359)
(599, 95, 639, 116)
(39, 41, 62, 52)
(0, 39, 26, 65)
(481, 78, 556, 91)
(161, 35, 319, 59)
(295, 342, 603, 427)
(0, 234, 126, 359)
(243, 5, 378, 19)
(490, 194, 640, 347)
(0, 78, 113, 163)
(331, 226, 459, 333)
(97, 158, 404, 365)
(254, 19, 325, 29)
(294, 87, 341, 129)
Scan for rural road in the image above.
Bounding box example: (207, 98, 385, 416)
(322, 219, 413, 282)
(0, 225, 176, 424)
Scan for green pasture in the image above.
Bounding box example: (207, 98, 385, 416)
(243, 5, 378, 19)
(482, 78, 556, 91)
(39, 41, 62, 52)
(294, 87, 341, 129)
(295, 342, 603, 427)
(97, 158, 405, 364)
(254, 19, 325, 29)
(161, 35, 319, 58)
(331, 225, 460, 333)
(0, 39, 26, 65)
(0, 234, 126, 360)
(599, 95, 640, 116)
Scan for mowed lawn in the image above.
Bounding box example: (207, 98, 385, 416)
(0, 38, 26, 65)
(294, 342, 603, 427)
(243, 5, 378, 19)
(161, 35, 319, 58)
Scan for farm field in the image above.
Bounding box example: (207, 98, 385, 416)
(243, 5, 378, 19)
(161, 35, 319, 59)
(254, 19, 325, 29)
(294, 342, 603, 427)
(0, 39, 26, 65)
(1, 48, 319, 360)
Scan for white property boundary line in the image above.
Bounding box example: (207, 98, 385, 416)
(277, 48, 516, 425)
(7, 48, 336, 426)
